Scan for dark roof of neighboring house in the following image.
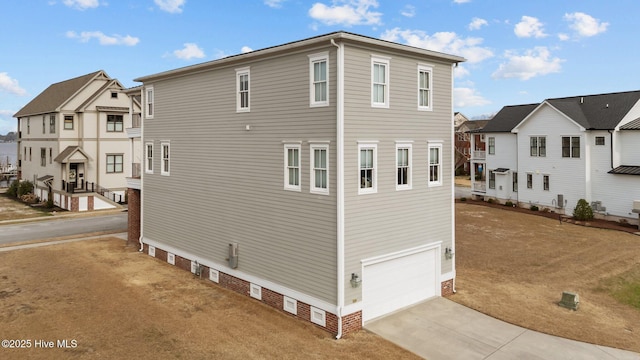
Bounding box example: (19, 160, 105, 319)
(620, 117, 640, 130)
(608, 166, 640, 175)
(545, 90, 640, 130)
(14, 70, 106, 118)
(479, 103, 539, 133)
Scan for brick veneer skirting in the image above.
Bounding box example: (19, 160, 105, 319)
(441, 278, 454, 297)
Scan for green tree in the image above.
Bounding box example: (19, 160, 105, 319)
(573, 199, 594, 221)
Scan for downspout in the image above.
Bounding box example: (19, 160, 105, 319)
(139, 87, 145, 252)
(450, 63, 457, 294)
(331, 38, 345, 339)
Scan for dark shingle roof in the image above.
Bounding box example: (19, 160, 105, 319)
(14, 70, 105, 118)
(546, 91, 640, 130)
(480, 103, 539, 133)
(608, 166, 640, 175)
(620, 117, 640, 130)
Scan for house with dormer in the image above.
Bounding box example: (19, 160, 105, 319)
(14, 70, 139, 211)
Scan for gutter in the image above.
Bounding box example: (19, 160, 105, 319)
(331, 37, 345, 340)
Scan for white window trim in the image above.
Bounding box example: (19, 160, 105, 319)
(161, 142, 170, 176)
(310, 143, 329, 195)
(428, 142, 443, 187)
(358, 141, 378, 195)
(417, 64, 433, 111)
(543, 174, 550, 191)
(284, 143, 301, 191)
(396, 142, 412, 191)
(145, 142, 153, 174)
(309, 52, 329, 107)
(371, 56, 390, 108)
(526, 173, 533, 189)
(236, 67, 250, 113)
(145, 86, 154, 119)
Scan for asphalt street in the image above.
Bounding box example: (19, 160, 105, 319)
(0, 212, 127, 244)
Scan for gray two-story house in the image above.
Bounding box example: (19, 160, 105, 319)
(134, 31, 464, 337)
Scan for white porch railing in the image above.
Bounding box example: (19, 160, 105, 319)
(472, 181, 486, 192)
(473, 150, 486, 160)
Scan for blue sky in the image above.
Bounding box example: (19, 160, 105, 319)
(0, 0, 633, 134)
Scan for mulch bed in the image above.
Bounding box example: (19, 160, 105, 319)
(456, 199, 640, 234)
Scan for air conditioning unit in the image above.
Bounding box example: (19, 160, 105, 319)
(591, 201, 606, 212)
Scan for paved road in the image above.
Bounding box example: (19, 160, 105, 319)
(0, 212, 128, 244)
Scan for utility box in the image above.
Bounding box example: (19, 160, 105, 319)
(557, 194, 564, 208)
(559, 291, 579, 310)
(228, 243, 239, 269)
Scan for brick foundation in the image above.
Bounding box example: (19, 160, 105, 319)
(126, 189, 141, 247)
(341, 311, 362, 335)
(70, 197, 79, 212)
(441, 279, 454, 297)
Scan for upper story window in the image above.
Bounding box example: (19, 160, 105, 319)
(40, 148, 46, 167)
(562, 136, 580, 158)
(106, 154, 124, 173)
(418, 64, 432, 110)
(428, 142, 443, 187)
(595, 136, 605, 146)
(145, 142, 153, 174)
(145, 86, 154, 119)
(161, 142, 170, 176)
(371, 56, 389, 108)
(284, 143, 301, 191)
(310, 143, 329, 194)
(49, 115, 56, 134)
(488, 137, 495, 155)
(236, 67, 250, 112)
(107, 115, 124, 132)
(309, 53, 328, 107)
(111, 91, 118, 99)
(530, 136, 546, 157)
(396, 143, 412, 191)
(358, 142, 377, 194)
(42, 116, 46, 134)
(64, 115, 74, 130)
(27, 118, 30, 134)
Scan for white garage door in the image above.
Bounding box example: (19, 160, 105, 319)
(363, 247, 439, 322)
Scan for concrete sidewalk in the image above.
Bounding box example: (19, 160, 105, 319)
(366, 297, 640, 360)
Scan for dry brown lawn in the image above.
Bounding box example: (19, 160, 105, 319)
(0, 193, 50, 221)
(0, 238, 419, 360)
(453, 203, 640, 353)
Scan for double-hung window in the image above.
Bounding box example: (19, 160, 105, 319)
(310, 144, 329, 194)
(428, 142, 443, 187)
(145, 142, 153, 174)
(530, 136, 546, 157)
(309, 53, 328, 107)
(64, 115, 74, 130)
(512, 172, 518, 192)
(161, 142, 170, 176)
(488, 170, 495, 189)
(595, 136, 605, 146)
(284, 144, 301, 191)
(106, 154, 124, 173)
(40, 148, 46, 167)
(107, 115, 124, 132)
(526, 173, 533, 189)
(488, 137, 495, 155)
(562, 136, 580, 158)
(371, 56, 389, 108)
(358, 142, 377, 194)
(418, 65, 432, 110)
(543, 175, 550, 191)
(145, 86, 154, 119)
(396, 143, 412, 190)
(236, 67, 250, 112)
(49, 115, 56, 134)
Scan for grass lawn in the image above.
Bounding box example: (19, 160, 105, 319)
(0, 192, 52, 221)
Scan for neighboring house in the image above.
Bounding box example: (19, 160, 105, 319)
(133, 31, 464, 337)
(453, 112, 468, 128)
(14, 70, 139, 211)
(471, 91, 640, 223)
(454, 117, 489, 174)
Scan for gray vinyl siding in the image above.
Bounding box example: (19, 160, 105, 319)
(341, 45, 454, 302)
(143, 46, 338, 304)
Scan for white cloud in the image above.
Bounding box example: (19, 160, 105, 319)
(0, 110, 17, 134)
(492, 47, 563, 80)
(241, 46, 253, 53)
(558, 33, 570, 41)
(0, 73, 27, 96)
(453, 0, 471, 3)
(381, 28, 493, 63)
(400, 5, 415, 18)
(155, 0, 185, 14)
(66, 31, 140, 46)
(265, 0, 286, 8)
(564, 12, 608, 37)
(468, 17, 487, 31)
(308, 0, 382, 27)
(454, 87, 490, 108)
(62, 0, 100, 10)
(514, 16, 547, 38)
(172, 43, 205, 60)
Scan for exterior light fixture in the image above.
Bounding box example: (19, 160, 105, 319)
(350, 273, 362, 288)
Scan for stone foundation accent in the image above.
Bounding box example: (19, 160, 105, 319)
(441, 279, 455, 297)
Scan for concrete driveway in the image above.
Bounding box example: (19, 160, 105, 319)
(366, 297, 640, 360)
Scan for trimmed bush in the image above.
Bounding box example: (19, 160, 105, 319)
(505, 201, 514, 207)
(460, 197, 467, 202)
(573, 199, 594, 221)
(6, 180, 19, 197)
(487, 198, 495, 204)
(530, 205, 539, 211)
(17, 181, 34, 198)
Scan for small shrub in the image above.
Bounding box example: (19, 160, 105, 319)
(619, 218, 629, 225)
(6, 180, 19, 197)
(17, 180, 34, 197)
(530, 205, 539, 211)
(573, 199, 594, 221)
(460, 197, 467, 202)
(487, 198, 495, 204)
(542, 207, 551, 213)
(505, 201, 514, 207)
(46, 197, 54, 209)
